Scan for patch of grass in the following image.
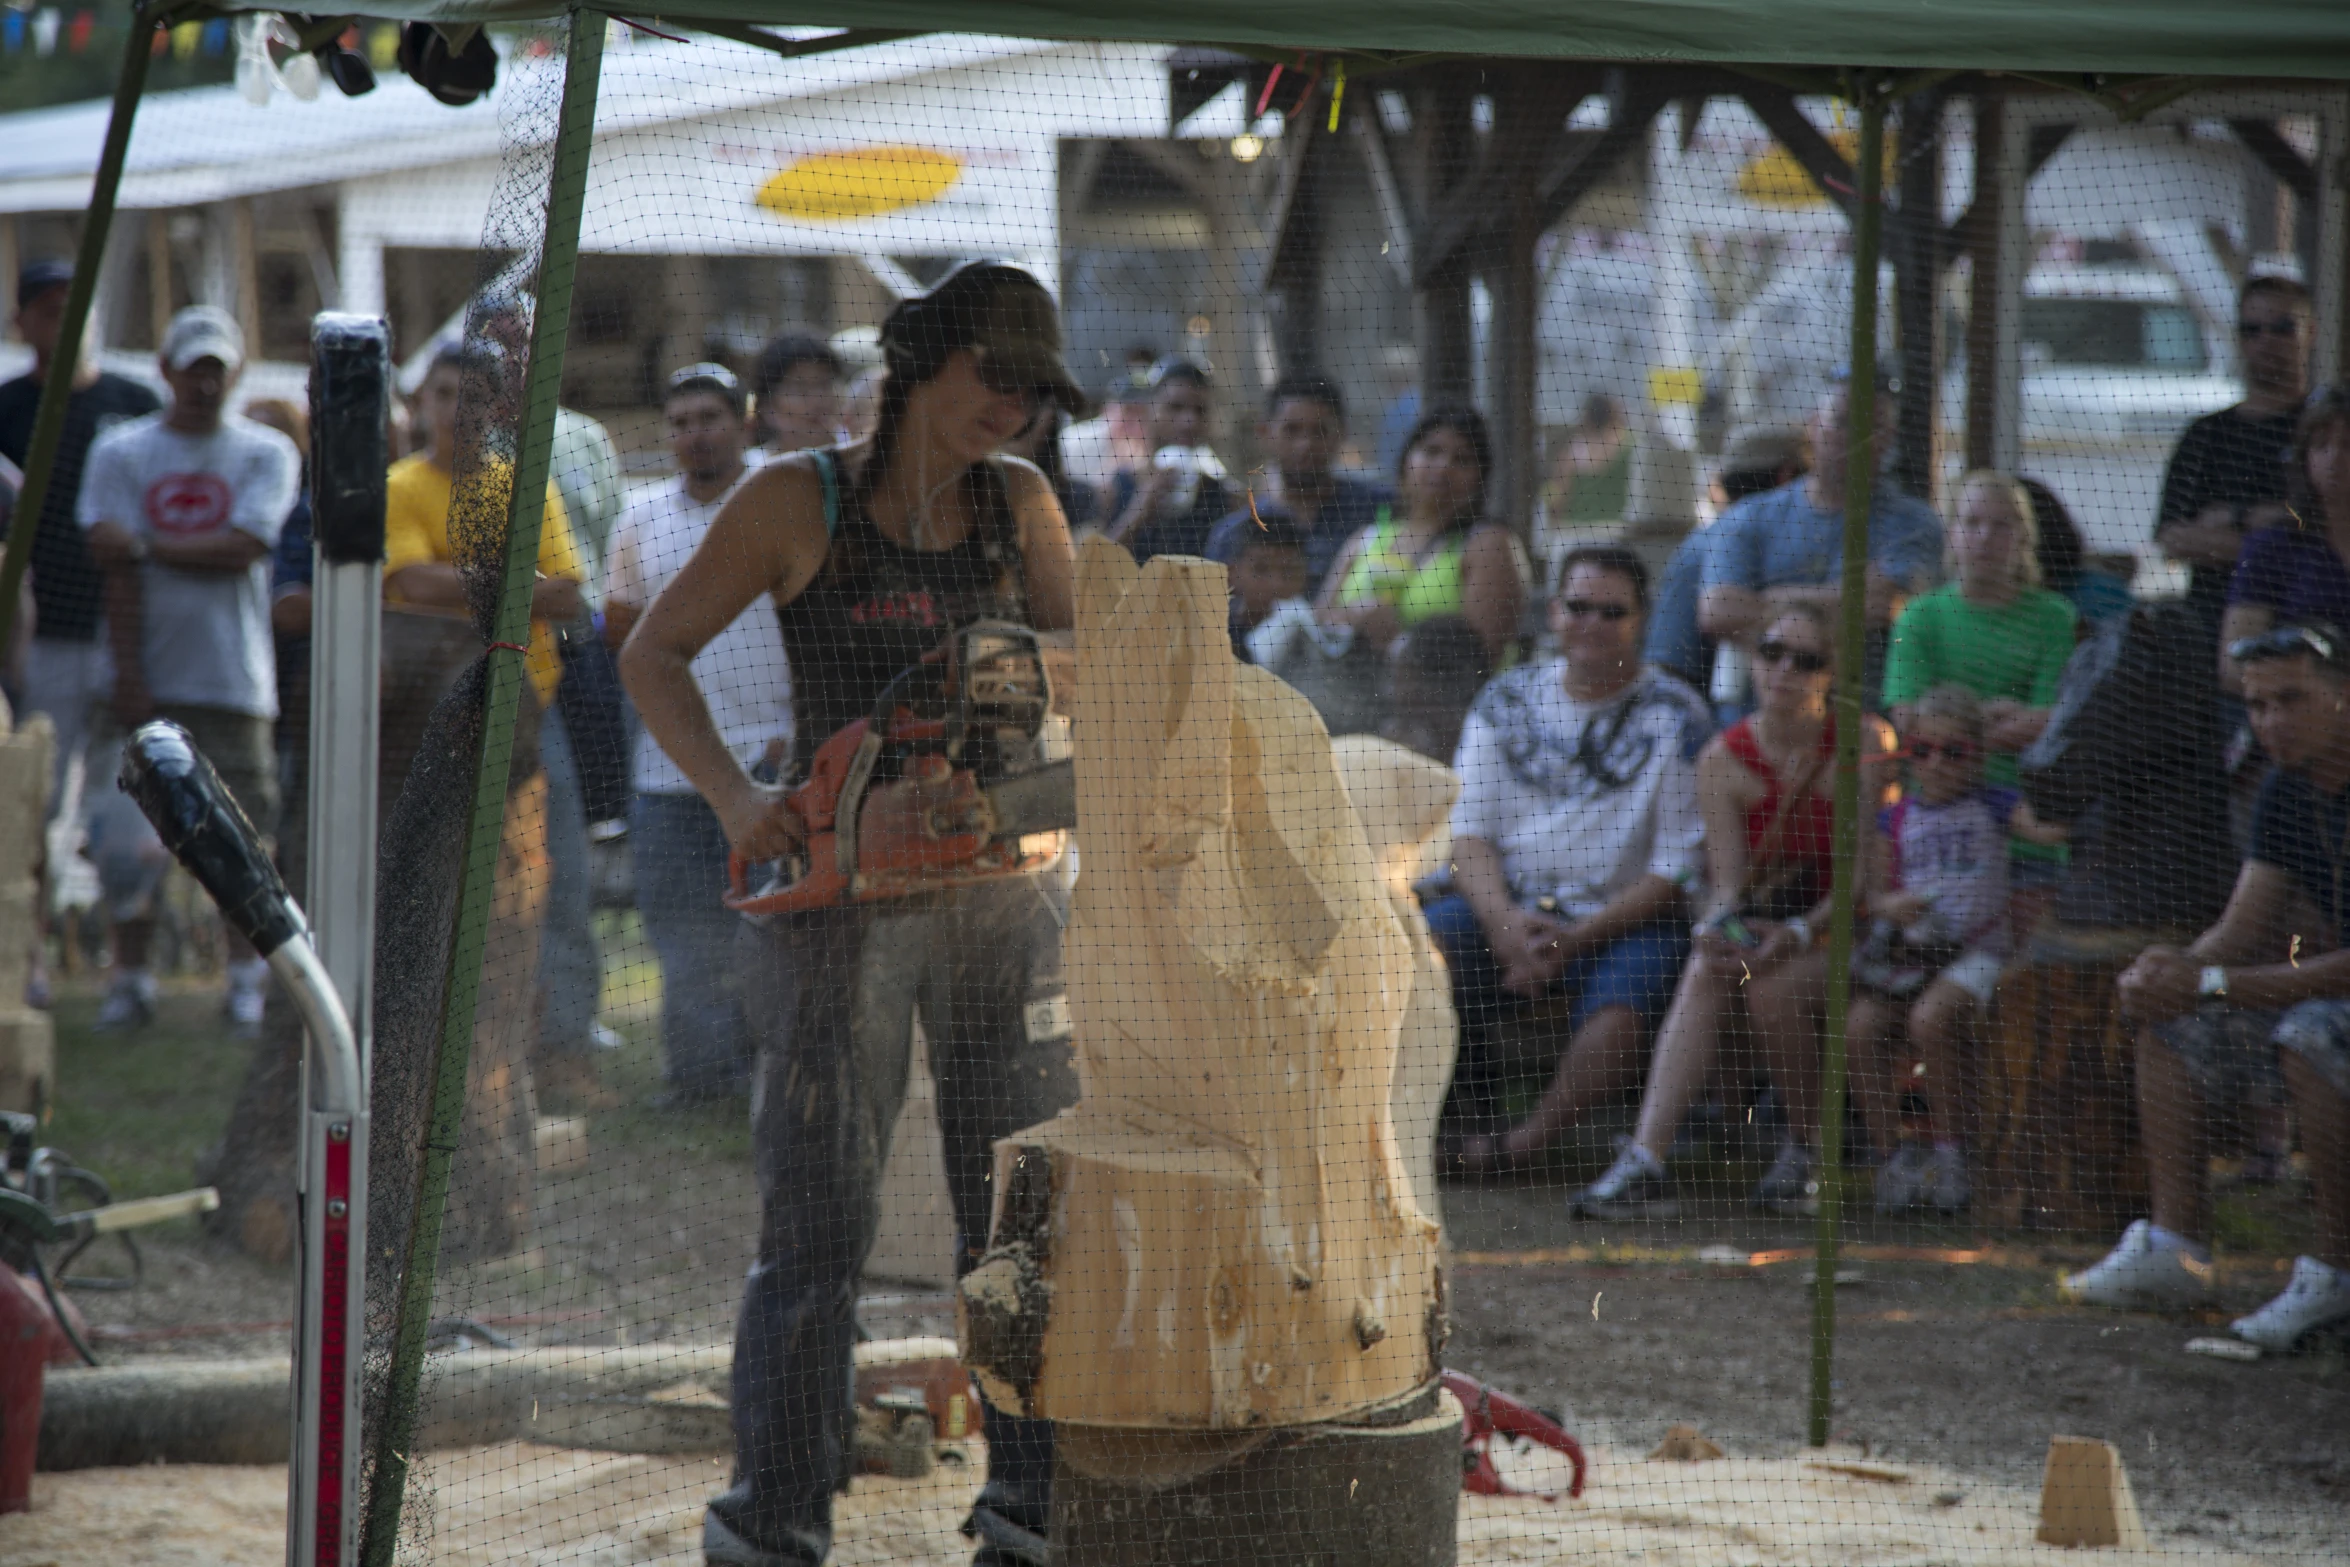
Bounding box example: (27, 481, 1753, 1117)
(2213, 1182, 2316, 1260)
(45, 984, 251, 1201)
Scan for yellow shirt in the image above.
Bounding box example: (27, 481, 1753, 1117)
(383, 453, 583, 706)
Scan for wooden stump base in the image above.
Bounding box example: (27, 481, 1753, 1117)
(1051, 1385, 1463, 1567)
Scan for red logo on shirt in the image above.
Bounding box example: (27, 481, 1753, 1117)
(144, 473, 233, 536)
(848, 589, 944, 627)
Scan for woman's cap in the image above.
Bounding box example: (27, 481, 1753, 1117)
(884, 262, 1090, 418)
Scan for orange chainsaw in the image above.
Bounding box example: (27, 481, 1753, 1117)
(725, 621, 1075, 916)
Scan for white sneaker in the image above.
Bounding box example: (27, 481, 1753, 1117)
(1873, 1143, 1932, 1215)
(2231, 1255, 2350, 1353)
(94, 970, 158, 1033)
(2061, 1220, 2214, 1310)
(227, 981, 266, 1032)
(1925, 1144, 1973, 1215)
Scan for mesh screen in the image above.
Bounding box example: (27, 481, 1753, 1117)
(11, 22, 2350, 1567)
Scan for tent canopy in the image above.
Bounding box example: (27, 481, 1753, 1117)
(351, 0, 2350, 81)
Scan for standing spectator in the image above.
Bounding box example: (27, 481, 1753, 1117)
(1375, 342, 1423, 475)
(1575, 604, 1899, 1219)
(1103, 358, 1231, 562)
(79, 306, 297, 1032)
(1884, 471, 2078, 775)
(2155, 275, 2312, 634)
(748, 333, 845, 460)
(1429, 548, 1709, 1175)
(605, 365, 784, 1105)
(1316, 403, 1528, 666)
(383, 346, 604, 1107)
(241, 398, 314, 807)
(0, 260, 161, 803)
(2066, 624, 2350, 1352)
(2219, 383, 2350, 692)
(2021, 476, 2132, 627)
(1544, 392, 1635, 525)
(1203, 375, 1392, 593)
(1645, 424, 1807, 691)
(1698, 375, 1943, 705)
(1058, 348, 1154, 497)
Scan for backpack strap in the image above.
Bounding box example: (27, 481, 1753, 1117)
(811, 448, 843, 538)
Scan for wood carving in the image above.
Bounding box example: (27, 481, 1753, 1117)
(1329, 735, 1460, 1236)
(960, 543, 1445, 1430)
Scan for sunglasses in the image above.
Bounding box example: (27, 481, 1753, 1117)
(1756, 640, 1828, 673)
(2230, 624, 2343, 667)
(2238, 319, 2302, 339)
(1908, 740, 1980, 763)
(1561, 599, 1634, 622)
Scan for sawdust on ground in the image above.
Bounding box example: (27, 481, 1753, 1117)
(0, 1440, 2315, 1567)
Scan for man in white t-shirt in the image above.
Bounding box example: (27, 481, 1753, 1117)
(605, 363, 790, 1104)
(1430, 547, 1713, 1173)
(79, 305, 298, 1032)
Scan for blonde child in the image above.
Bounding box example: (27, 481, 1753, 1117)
(1852, 684, 2065, 1214)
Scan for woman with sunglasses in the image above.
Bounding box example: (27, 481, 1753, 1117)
(1314, 402, 1528, 666)
(622, 262, 1082, 1567)
(2221, 383, 2350, 694)
(1575, 604, 1898, 1219)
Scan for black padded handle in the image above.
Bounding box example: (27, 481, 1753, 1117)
(308, 312, 389, 566)
(118, 720, 303, 957)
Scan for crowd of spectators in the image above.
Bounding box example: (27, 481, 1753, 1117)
(5, 252, 2345, 1355)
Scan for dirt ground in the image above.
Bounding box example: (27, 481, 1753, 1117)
(32, 977, 2350, 1562)
(0, 1438, 2309, 1567)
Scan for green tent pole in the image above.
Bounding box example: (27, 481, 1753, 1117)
(358, 12, 607, 1563)
(0, 4, 158, 658)
(1808, 78, 1886, 1452)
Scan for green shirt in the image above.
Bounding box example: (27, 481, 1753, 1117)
(1883, 583, 2077, 791)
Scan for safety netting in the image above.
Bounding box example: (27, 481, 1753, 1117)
(2, 10, 2348, 1567)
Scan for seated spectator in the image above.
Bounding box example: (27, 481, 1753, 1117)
(2154, 274, 2311, 637)
(1104, 358, 1231, 562)
(1379, 615, 1492, 766)
(1544, 392, 1634, 525)
(1316, 403, 1528, 667)
(1646, 423, 1807, 692)
(80, 306, 298, 1034)
(1220, 510, 1307, 660)
(748, 333, 846, 460)
(1699, 374, 1943, 706)
(1574, 603, 1898, 1219)
(2221, 383, 2350, 694)
(2065, 624, 2350, 1352)
(1841, 686, 2067, 1215)
(1886, 470, 2078, 912)
(2021, 476, 2132, 627)
(1203, 374, 1391, 592)
(1429, 547, 1709, 1177)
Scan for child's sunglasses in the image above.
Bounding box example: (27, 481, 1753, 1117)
(1756, 639, 1827, 674)
(1908, 740, 1979, 763)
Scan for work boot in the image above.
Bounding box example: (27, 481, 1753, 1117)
(963, 1481, 1050, 1567)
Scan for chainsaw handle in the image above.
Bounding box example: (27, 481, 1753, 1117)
(119, 719, 304, 958)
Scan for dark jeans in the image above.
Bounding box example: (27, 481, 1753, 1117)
(709, 875, 1078, 1565)
(629, 791, 753, 1094)
(1422, 895, 1688, 1125)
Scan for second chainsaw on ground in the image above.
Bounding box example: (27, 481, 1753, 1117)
(726, 621, 1075, 916)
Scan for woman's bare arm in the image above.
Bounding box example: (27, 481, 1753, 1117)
(1003, 457, 1076, 632)
(621, 456, 830, 856)
(1459, 524, 1530, 661)
(1694, 740, 1754, 923)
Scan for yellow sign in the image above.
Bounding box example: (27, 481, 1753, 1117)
(756, 147, 964, 222)
(1737, 128, 1893, 209)
(1648, 365, 1703, 409)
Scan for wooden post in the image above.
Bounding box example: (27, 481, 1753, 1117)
(960, 544, 1458, 1564)
(147, 211, 175, 350)
(1411, 82, 1475, 403)
(1893, 86, 1945, 500)
(1963, 87, 2002, 473)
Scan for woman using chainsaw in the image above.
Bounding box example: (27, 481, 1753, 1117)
(622, 262, 1084, 1567)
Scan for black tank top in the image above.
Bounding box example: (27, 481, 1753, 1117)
(776, 448, 1030, 763)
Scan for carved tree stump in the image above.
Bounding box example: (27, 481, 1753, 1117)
(960, 545, 1448, 1434)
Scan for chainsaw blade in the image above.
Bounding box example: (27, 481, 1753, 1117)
(979, 759, 1076, 839)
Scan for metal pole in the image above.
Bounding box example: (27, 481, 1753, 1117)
(358, 13, 606, 1564)
(1809, 77, 1885, 1452)
(0, 4, 157, 657)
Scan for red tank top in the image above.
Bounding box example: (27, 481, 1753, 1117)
(1724, 715, 1835, 905)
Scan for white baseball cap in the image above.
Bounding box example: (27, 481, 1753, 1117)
(161, 305, 245, 374)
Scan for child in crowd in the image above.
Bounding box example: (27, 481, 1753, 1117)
(1851, 685, 2065, 1214)
(1224, 510, 1309, 660)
